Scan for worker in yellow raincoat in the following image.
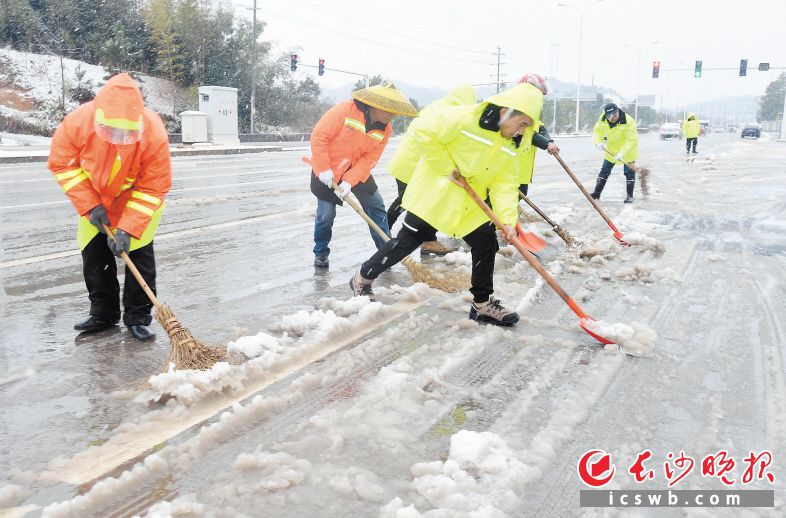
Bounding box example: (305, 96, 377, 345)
(591, 103, 639, 203)
(350, 84, 544, 326)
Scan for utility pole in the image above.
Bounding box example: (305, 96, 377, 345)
(781, 83, 786, 140)
(250, 0, 258, 134)
(493, 47, 506, 93)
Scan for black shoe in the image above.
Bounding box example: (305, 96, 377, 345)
(624, 195, 634, 203)
(692, 150, 698, 154)
(314, 254, 329, 268)
(128, 325, 155, 341)
(74, 315, 118, 333)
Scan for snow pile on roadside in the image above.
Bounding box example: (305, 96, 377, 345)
(145, 288, 427, 405)
(583, 320, 658, 356)
(143, 495, 204, 518)
(382, 430, 537, 516)
(615, 263, 678, 283)
(233, 451, 312, 490)
(621, 231, 666, 255)
(580, 237, 622, 259)
(0, 483, 30, 508)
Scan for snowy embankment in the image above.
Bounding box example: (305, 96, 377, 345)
(0, 48, 184, 132)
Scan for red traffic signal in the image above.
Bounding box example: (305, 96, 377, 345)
(318, 58, 325, 76)
(652, 61, 660, 78)
(290, 53, 298, 72)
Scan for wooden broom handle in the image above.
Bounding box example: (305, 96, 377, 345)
(103, 224, 161, 308)
(451, 172, 576, 308)
(332, 183, 391, 242)
(519, 192, 558, 228)
(552, 152, 621, 233)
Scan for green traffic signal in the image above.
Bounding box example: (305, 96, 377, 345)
(694, 60, 702, 78)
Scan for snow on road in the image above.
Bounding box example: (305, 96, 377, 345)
(1, 134, 785, 516)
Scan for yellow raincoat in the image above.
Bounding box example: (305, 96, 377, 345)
(388, 84, 477, 184)
(518, 120, 545, 185)
(682, 113, 700, 138)
(401, 84, 544, 238)
(593, 110, 639, 164)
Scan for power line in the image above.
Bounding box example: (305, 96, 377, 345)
(261, 7, 491, 65)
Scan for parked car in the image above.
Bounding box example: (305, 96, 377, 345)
(741, 123, 761, 139)
(660, 122, 681, 140)
(699, 121, 710, 136)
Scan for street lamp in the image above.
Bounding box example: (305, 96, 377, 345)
(622, 41, 658, 122)
(557, 0, 605, 134)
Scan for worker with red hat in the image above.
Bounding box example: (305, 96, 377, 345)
(48, 72, 172, 340)
(517, 73, 560, 197)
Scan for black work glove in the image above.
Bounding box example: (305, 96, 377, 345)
(108, 229, 131, 257)
(89, 205, 110, 233)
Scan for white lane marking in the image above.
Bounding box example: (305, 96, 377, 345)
(0, 176, 297, 210)
(0, 208, 312, 269)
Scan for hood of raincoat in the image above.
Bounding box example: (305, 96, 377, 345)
(687, 112, 696, 121)
(93, 73, 145, 143)
(483, 83, 543, 124)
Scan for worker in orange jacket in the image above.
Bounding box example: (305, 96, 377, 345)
(305, 82, 417, 268)
(48, 73, 172, 341)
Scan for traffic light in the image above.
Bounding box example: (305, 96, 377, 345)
(694, 60, 702, 78)
(759, 62, 770, 71)
(739, 59, 748, 76)
(318, 58, 325, 76)
(290, 53, 298, 72)
(652, 61, 660, 78)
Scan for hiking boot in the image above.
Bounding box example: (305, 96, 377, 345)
(128, 324, 155, 341)
(314, 254, 329, 268)
(468, 297, 519, 326)
(349, 271, 375, 301)
(420, 240, 454, 256)
(74, 315, 119, 333)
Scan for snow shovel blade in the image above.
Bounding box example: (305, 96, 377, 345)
(613, 231, 631, 247)
(515, 223, 547, 253)
(579, 317, 615, 345)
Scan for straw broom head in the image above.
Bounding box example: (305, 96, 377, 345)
(155, 304, 225, 371)
(403, 257, 469, 293)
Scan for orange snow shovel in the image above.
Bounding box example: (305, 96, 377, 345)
(552, 153, 631, 247)
(452, 172, 613, 344)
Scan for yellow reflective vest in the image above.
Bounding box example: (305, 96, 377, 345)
(682, 114, 700, 138)
(593, 111, 639, 164)
(401, 84, 543, 237)
(388, 84, 477, 184)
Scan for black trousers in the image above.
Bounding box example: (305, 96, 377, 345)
(386, 179, 408, 227)
(82, 233, 156, 326)
(519, 183, 529, 196)
(686, 137, 697, 152)
(360, 212, 498, 303)
(386, 179, 437, 241)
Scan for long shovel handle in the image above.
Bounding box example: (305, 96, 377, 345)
(103, 224, 161, 308)
(552, 153, 628, 245)
(332, 183, 391, 242)
(451, 172, 586, 319)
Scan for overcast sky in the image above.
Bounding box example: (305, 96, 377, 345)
(232, 0, 785, 110)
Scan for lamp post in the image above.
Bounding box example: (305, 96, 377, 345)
(557, 0, 605, 134)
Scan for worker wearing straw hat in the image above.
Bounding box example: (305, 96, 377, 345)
(48, 72, 172, 341)
(350, 84, 544, 326)
(304, 82, 418, 268)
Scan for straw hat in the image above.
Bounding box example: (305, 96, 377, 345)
(351, 82, 418, 117)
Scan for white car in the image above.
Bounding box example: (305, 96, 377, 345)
(660, 123, 681, 140)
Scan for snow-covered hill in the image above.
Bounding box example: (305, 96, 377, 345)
(0, 47, 187, 133)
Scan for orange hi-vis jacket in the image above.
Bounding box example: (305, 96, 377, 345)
(304, 100, 392, 186)
(48, 77, 172, 246)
